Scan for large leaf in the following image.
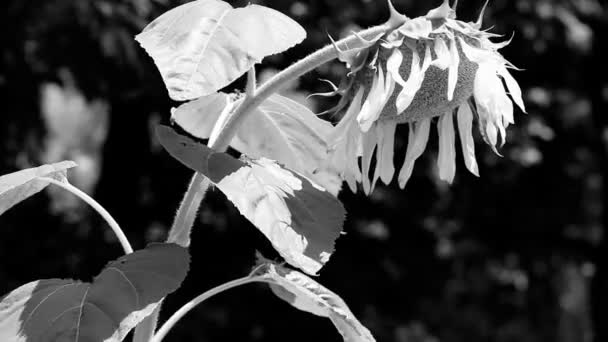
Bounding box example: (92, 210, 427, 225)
(0, 243, 189, 342)
(156, 125, 344, 275)
(255, 261, 376, 342)
(0, 161, 77, 216)
(135, 0, 306, 101)
(172, 93, 341, 195)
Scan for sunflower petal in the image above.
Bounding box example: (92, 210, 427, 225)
(398, 17, 434, 39)
(358, 66, 394, 132)
(398, 118, 431, 188)
(437, 113, 456, 183)
(376, 121, 397, 186)
(456, 104, 479, 176)
(387, 48, 406, 87)
(395, 46, 421, 113)
(361, 125, 378, 194)
(431, 38, 450, 70)
(426, 0, 455, 20)
(396, 44, 431, 113)
(498, 66, 526, 113)
(447, 37, 460, 101)
(474, 0, 490, 29)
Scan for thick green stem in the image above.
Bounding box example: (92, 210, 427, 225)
(166, 174, 210, 246)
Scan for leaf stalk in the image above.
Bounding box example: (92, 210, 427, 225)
(151, 276, 268, 342)
(39, 177, 133, 254)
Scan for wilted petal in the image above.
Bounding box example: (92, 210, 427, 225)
(474, 61, 516, 147)
(327, 88, 365, 192)
(421, 44, 433, 70)
(458, 37, 500, 65)
(344, 125, 362, 192)
(398, 17, 434, 39)
(447, 37, 460, 101)
(437, 113, 456, 183)
(396, 46, 421, 113)
(456, 104, 479, 176)
(431, 38, 450, 70)
(361, 125, 378, 195)
(374, 121, 397, 187)
(485, 119, 498, 147)
(498, 66, 526, 113)
(398, 118, 431, 188)
(387, 49, 406, 88)
(426, 0, 455, 20)
(474, 0, 490, 29)
(396, 44, 432, 114)
(358, 66, 393, 132)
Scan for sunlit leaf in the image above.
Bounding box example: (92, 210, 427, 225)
(0, 161, 77, 216)
(255, 260, 376, 342)
(135, 0, 306, 101)
(156, 125, 344, 275)
(0, 243, 189, 342)
(171, 93, 341, 194)
(170, 92, 232, 140)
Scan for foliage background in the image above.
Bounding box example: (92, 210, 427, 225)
(1, 0, 607, 341)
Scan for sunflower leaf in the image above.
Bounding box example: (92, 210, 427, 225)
(136, 0, 306, 101)
(156, 125, 344, 275)
(0, 243, 189, 342)
(0, 161, 77, 216)
(254, 260, 376, 342)
(172, 93, 341, 195)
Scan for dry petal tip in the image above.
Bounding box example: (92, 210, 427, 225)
(387, 0, 408, 27)
(317, 79, 339, 92)
(426, 0, 455, 20)
(308, 79, 345, 100)
(350, 30, 383, 47)
(328, 34, 342, 54)
(474, 0, 490, 29)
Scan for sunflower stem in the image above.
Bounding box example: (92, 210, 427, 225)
(137, 22, 397, 341)
(211, 23, 394, 151)
(246, 67, 257, 97)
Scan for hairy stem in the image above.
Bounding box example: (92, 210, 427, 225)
(39, 177, 133, 254)
(166, 174, 210, 246)
(246, 67, 257, 97)
(152, 276, 267, 342)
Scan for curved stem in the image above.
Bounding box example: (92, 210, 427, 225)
(152, 276, 267, 342)
(211, 23, 391, 152)
(39, 177, 133, 254)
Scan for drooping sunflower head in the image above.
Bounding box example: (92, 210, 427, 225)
(327, 0, 526, 194)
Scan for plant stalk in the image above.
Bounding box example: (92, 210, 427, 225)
(151, 276, 266, 342)
(39, 177, 133, 254)
(136, 22, 397, 341)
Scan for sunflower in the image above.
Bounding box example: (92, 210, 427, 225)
(326, 0, 526, 194)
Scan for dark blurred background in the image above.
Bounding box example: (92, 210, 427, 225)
(1, 0, 607, 341)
